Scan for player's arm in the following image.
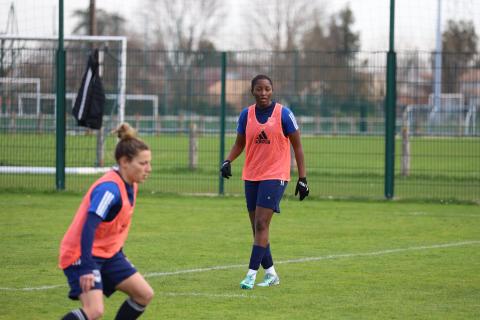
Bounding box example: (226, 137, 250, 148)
(220, 109, 247, 178)
(289, 131, 306, 178)
(220, 133, 245, 179)
(79, 214, 102, 293)
(283, 107, 309, 200)
(78, 182, 121, 292)
(225, 133, 246, 163)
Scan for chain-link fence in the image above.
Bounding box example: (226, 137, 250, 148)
(0, 46, 479, 201)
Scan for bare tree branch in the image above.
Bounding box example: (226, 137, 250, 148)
(146, 0, 225, 51)
(246, 0, 322, 50)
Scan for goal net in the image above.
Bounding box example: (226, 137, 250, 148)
(404, 93, 477, 136)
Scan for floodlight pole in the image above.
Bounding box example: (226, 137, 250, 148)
(56, 0, 66, 190)
(384, 0, 397, 199)
(433, 0, 443, 114)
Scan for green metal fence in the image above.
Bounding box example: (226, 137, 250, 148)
(0, 47, 479, 202)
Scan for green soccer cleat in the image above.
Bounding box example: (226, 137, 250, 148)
(240, 275, 256, 289)
(256, 273, 280, 287)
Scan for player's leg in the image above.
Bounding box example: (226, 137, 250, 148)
(249, 208, 275, 276)
(241, 181, 262, 289)
(99, 251, 153, 319)
(241, 180, 285, 288)
(62, 290, 104, 320)
(62, 262, 105, 320)
(255, 180, 286, 287)
(245, 180, 259, 237)
(240, 206, 273, 289)
(114, 272, 154, 319)
(80, 290, 105, 319)
(248, 210, 256, 236)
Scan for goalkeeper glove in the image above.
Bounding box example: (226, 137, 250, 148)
(295, 177, 309, 201)
(220, 160, 232, 179)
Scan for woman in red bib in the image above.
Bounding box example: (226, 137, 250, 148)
(59, 123, 153, 320)
(221, 74, 309, 289)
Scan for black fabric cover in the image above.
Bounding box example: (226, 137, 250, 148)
(72, 49, 106, 129)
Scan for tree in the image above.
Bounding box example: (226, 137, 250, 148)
(71, 8, 126, 36)
(441, 19, 478, 92)
(140, 0, 226, 115)
(326, 6, 360, 55)
(144, 0, 225, 51)
(298, 5, 365, 116)
(247, 0, 321, 51)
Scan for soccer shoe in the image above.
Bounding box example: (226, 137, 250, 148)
(240, 275, 256, 289)
(256, 273, 280, 287)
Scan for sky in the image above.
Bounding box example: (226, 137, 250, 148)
(1, 0, 479, 52)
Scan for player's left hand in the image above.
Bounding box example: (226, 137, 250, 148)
(295, 177, 309, 201)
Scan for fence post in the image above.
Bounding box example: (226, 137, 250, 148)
(401, 125, 410, 176)
(219, 52, 227, 195)
(384, 0, 397, 199)
(360, 104, 367, 133)
(189, 122, 198, 170)
(9, 111, 16, 133)
(37, 112, 44, 133)
(55, 0, 66, 190)
(155, 114, 161, 135)
(315, 116, 321, 135)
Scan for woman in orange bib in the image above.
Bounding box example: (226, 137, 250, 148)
(220, 74, 309, 289)
(59, 123, 153, 320)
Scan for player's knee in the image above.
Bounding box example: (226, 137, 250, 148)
(143, 286, 155, 305)
(84, 304, 104, 320)
(135, 285, 154, 306)
(254, 220, 268, 233)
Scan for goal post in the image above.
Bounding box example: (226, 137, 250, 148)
(0, 34, 128, 124)
(0, 77, 40, 115)
(404, 93, 476, 136)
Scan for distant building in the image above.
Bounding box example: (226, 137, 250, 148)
(208, 79, 251, 110)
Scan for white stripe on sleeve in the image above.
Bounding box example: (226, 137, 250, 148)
(289, 112, 299, 130)
(95, 191, 115, 219)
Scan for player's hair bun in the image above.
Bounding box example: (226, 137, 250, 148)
(114, 122, 137, 140)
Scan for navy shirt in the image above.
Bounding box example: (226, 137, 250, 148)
(236, 101, 299, 136)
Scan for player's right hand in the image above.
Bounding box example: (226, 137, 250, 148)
(79, 273, 95, 293)
(220, 160, 232, 179)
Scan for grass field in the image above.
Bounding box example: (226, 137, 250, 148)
(1, 192, 479, 319)
(0, 133, 479, 201)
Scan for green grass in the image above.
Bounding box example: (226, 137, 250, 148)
(0, 133, 479, 201)
(1, 192, 479, 319)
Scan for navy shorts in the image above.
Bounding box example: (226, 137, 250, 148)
(63, 250, 137, 300)
(244, 180, 288, 213)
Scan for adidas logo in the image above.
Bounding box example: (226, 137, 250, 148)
(255, 130, 270, 144)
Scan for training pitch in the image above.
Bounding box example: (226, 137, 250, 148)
(0, 192, 479, 319)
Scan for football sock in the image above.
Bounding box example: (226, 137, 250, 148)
(114, 298, 146, 320)
(248, 244, 267, 271)
(261, 243, 274, 270)
(265, 265, 277, 276)
(62, 308, 88, 320)
(247, 269, 258, 278)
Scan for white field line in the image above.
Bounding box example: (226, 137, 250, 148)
(403, 211, 480, 218)
(160, 292, 266, 299)
(1, 240, 479, 292)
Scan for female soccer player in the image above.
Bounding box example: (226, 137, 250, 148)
(220, 74, 309, 289)
(59, 123, 154, 320)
